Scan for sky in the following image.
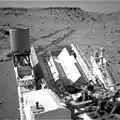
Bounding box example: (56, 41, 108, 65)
(0, 0, 120, 1)
(0, 0, 120, 13)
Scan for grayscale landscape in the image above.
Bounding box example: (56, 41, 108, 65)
(0, 1, 120, 119)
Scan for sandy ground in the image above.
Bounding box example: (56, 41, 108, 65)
(0, 61, 20, 119)
(0, 7, 120, 119)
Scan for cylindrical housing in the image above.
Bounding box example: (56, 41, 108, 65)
(9, 27, 30, 55)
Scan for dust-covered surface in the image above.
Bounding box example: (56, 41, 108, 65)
(0, 6, 120, 119)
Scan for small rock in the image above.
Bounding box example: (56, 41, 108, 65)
(0, 58, 3, 62)
(118, 61, 120, 64)
(117, 50, 120, 54)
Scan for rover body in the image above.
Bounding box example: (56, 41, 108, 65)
(9, 27, 120, 120)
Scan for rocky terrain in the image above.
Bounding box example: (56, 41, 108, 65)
(0, 7, 120, 73)
(0, 7, 120, 119)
